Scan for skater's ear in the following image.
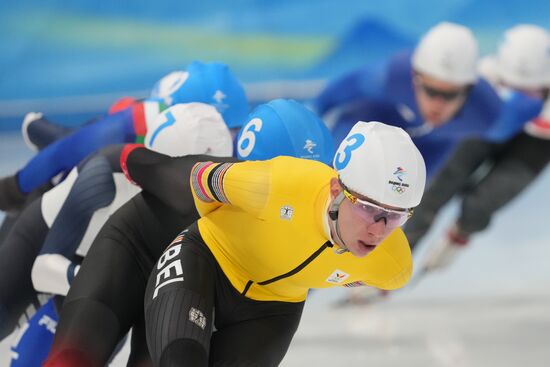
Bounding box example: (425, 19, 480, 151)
(330, 177, 343, 199)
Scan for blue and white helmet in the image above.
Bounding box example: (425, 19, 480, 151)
(236, 99, 335, 165)
(150, 71, 188, 102)
(151, 61, 249, 129)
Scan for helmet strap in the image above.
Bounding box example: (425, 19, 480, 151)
(328, 191, 349, 254)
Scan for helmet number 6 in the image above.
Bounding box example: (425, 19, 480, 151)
(238, 118, 263, 158)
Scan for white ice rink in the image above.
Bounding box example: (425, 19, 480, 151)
(1, 131, 549, 366)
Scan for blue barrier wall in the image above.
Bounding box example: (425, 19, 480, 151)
(1, 0, 549, 129)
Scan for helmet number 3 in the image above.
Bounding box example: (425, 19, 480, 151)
(334, 133, 365, 170)
(238, 118, 263, 158)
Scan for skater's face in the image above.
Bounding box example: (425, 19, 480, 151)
(413, 72, 469, 127)
(328, 178, 411, 258)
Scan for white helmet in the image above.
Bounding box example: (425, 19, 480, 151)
(495, 24, 550, 89)
(145, 102, 233, 157)
(412, 22, 479, 85)
(333, 121, 426, 208)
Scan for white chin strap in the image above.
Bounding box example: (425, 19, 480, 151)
(328, 192, 350, 254)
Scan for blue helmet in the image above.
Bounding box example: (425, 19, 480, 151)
(236, 99, 335, 165)
(151, 61, 249, 129)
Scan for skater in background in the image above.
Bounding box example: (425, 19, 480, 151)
(405, 24, 550, 271)
(314, 22, 544, 182)
(0, 61, 248, 214)
(5, 102, 233, 367)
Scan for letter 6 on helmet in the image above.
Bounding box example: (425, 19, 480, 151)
(334, 121, 426, 209)
(236, 99, 335, 165)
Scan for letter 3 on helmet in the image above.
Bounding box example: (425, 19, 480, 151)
(412, 22, 479, 85)
(150, 61, 249, 129)
(236, 99, 335, 164)
(334, 121, 426, 208)
(145, 102, 233, 158)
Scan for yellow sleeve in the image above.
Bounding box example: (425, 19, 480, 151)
(190, 160, 272, 217)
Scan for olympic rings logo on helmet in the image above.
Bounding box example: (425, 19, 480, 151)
(391, 185, 407, 194)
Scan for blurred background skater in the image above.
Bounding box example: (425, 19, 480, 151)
(320, 22, 547, 306)
(406, 24, 550, 274)
(312, 22, 499, 180)
(5, 102, 234, 367)
(0, 62, 248, 214)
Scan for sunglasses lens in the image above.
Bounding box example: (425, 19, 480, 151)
(341, 186, 410, 229)
(386, 211, 410, 227)
(351, 201, 409, 229)
(422, 84, 462, 101)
